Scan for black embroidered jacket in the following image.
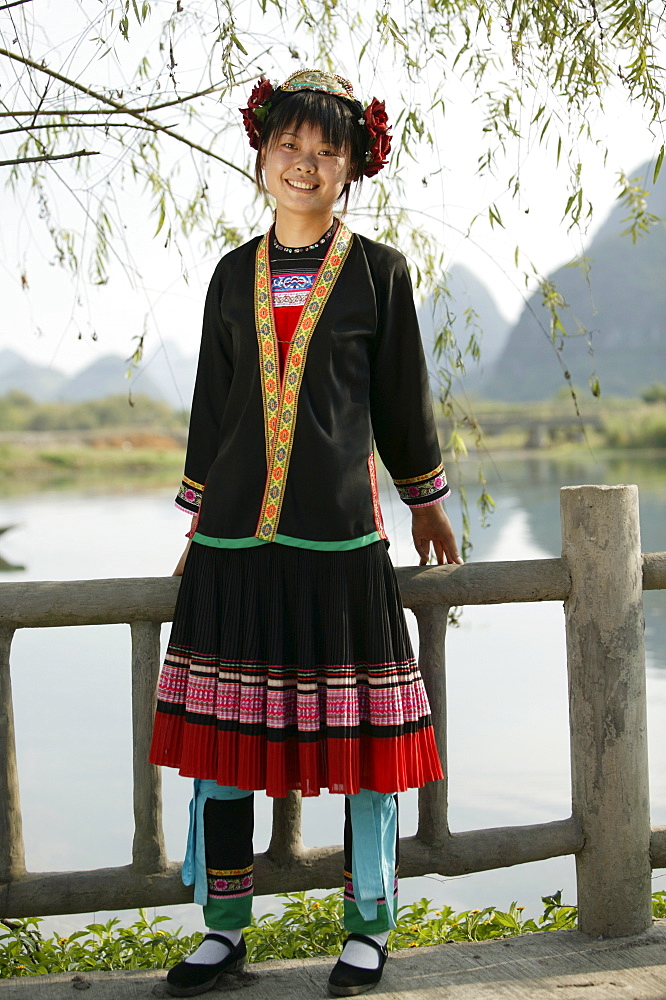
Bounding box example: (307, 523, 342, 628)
(175, 223, 449, 550)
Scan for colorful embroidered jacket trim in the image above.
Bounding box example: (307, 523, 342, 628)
(254, 221, 354, 542)
(175, 475, 205, 514)
(367, 453, 388, 541)
(393, 462, 450, 506)
(255, 238, 280, 465)
(193, 530, 382, 552)
(393, 463, 445, 485)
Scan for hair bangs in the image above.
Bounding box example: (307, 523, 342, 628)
(271, 90, 356, 153)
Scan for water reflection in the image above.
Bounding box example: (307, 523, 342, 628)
(475, 455, 666, 673)
(0, 524, 24, 571)
(486, 454, 666, 558)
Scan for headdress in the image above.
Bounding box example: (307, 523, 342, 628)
(239, 69, 391, 178)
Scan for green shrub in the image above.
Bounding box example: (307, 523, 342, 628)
(0, 392, 185, 432)
(603, 411, 666, 448)
(641, 384, 666, 405)
(4, 889, 664, 979)
(0, 890, 579, 978)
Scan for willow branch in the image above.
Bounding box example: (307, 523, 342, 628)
(0, 73, 260, 118)
(0, 108, 199, 117)
(128, 72, 258, 112)
(0, 46, 253, 180)
(0, 0, 33, 9)
(0, 122, 168, 135)
(0, 86, 227, 117)
(0, 149, 99, 166)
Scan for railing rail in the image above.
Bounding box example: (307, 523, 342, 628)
(0, 485, 665, 938)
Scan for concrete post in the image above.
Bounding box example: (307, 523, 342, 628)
(131, 620, 168, 873)
(415, 605, 449, 846)
(0, 627, 25, 888)
(269, 791, 305, 863)
(561, 485, 651, 937)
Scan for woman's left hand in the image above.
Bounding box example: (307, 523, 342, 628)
(411, 504, 463, 566)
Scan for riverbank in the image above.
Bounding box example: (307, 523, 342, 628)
(440, 396, 666, 451)
(0, 432, 184, 495)
(0, 386, 665, 491)
(1, 422, 665, 494)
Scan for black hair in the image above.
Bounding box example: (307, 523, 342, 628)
(255, 89, 367, 210)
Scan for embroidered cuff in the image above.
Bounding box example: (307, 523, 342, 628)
(393, 463, 450, 507)
(175, 475, 204, 514)
(409, 497, 445, 509)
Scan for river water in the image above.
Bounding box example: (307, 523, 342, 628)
(1, 452, 664, 935)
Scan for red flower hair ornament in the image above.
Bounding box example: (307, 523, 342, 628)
(240, 76, 275, 150)
(239, 70, 391, 177)
(362, 98, 391, 177)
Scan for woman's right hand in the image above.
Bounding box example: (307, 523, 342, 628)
(173, 514, 198, 575)
(173, 540, 192, 576)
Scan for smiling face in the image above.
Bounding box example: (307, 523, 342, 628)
(261, 122, 352, 225)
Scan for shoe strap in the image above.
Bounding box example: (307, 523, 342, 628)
(202, 932, 240, 950)
(344, 933, 388, 957)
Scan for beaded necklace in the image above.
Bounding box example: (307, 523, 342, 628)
(272, 220, 336, 254)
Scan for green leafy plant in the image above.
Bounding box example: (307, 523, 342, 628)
(246, 892, 346, 961)
(0, 890, 579, 977)
(4, 888, 664, 978)
(0, 910, 198, 977)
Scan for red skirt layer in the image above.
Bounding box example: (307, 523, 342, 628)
(149, 540, 444, 797)
(150, 714, 443, 797)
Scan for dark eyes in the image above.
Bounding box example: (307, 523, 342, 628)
(281, 142, 339, 156)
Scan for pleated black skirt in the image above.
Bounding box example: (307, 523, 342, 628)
(149, 540, 443, 796)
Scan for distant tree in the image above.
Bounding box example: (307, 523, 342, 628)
(0, 390, 35, 431)
(641, 383, 666, 404)
(1, 390, 33, 409)
(0, 392, 183, 431)
(77, 394, 183, 429)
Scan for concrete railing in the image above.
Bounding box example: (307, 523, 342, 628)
(1, 485, 665, 938)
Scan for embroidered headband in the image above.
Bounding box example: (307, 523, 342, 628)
(239, 69, 391, 178)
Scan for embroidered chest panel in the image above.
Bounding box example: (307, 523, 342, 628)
(254, 223, 353, 542)
(271, 271, 318, 308)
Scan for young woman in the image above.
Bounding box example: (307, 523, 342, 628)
(149, 69, 462, 998)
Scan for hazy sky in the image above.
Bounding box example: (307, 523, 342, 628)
(0, 0, 660, 376)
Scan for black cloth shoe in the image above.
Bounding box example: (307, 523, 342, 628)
(327, 933, 388, 997)
(165, 933, 246, 997)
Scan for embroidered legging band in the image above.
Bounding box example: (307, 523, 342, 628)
(182, 780, 398, 933)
